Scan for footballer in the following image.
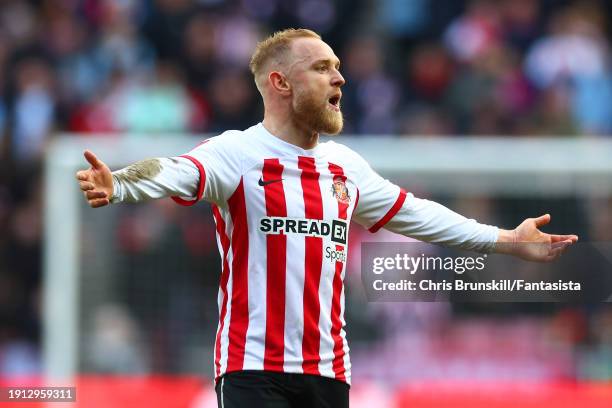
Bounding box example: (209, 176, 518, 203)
(76, 29, 578, 408)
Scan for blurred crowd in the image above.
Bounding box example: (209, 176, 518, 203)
(1, 0, 612, 163)
(1, 0, 612, 380)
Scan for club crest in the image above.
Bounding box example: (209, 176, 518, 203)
(331, 176, 351, 204)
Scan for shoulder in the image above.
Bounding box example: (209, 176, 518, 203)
(198, 124, 270, 175)
(318, 139, 369, 169)
(192, 124, 263, 155)
(207, 126, 252, 146)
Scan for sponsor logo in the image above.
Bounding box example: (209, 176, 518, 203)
(325, 246, 346, 263)
(331, 176, 350, 204)
(258, 177, 284, 187)
(259, 217, 347, 245)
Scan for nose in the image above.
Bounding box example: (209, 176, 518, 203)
(332, 69, 345, 87)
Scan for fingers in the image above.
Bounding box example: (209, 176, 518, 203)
(84, 150, 103, 169)
(551, 234, 579, 243)
(85, 190, 107, 200)
(544, 240, 574, 261)
(76, 170, 90, 181)
(544, 247, 564, 262)
(80, 187, 109, 208)
(77, 156, 109, 208)
(79, 181, 94, 191)
(551, 240, 572, 250)
(534, 214, 551, 227)
(89, 198, 109, 208)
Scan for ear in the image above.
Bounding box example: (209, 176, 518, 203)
(269, 71, 291, 95)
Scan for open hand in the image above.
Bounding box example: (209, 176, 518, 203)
(498, 214, 579, 262)
(75, 150, 113, 208)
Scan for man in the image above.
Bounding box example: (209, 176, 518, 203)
(76, 29, 578, 408)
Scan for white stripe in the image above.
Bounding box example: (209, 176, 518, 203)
(212, 227, 222, 378)
(220, 376, 225, 408)
(317, 164, 342, 377)
(280, 158, 305, 373)
(213, 209, 230, 379)
(242, 169, 267, 370)
(219, 207, 234, 376)
(338, 175, 353, 385)
(339, 283, 352, 384)
(340, 168, 357, 385)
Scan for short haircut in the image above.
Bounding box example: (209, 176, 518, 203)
(249, 28, 321, 91)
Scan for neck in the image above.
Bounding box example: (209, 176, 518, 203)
(262, 111, 319, 150)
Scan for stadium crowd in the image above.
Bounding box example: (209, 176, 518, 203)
(1, 0, 611, 382)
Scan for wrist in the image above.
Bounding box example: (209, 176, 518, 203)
(109, 174, 121, 204)
(494, 228, 517, 255)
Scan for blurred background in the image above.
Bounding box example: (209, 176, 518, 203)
(1, 0, 612, 407)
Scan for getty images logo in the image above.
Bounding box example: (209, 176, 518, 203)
(259, 217, 347, 245)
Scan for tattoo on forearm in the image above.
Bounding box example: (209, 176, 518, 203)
(114, 159, 162, 183)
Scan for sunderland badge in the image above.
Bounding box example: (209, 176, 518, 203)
(331, 176, 351, 204)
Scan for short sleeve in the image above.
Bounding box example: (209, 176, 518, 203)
(171, 133, 243, 206)
(350, 150, 407, 232)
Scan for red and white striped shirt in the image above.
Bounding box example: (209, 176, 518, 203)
(111, 122, 499, 385)
(175, 123, 408, 385)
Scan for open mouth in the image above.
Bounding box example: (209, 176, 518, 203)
(328, 94, 341, 111)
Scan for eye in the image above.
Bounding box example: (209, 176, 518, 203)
(316, 65, 328, 72)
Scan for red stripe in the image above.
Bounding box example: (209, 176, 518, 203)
(225, 179, 249, 373)
(298, 156, 323, 375)
(212, 205, 231, 380)
(368, 188, 408, 233)
(171, 154, 206, 206)
(328, 163, 348, 381)
(262, 159, 287, 371)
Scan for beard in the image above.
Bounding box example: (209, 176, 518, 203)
(292, 88, 344, 135)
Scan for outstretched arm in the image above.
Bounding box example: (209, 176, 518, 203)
(382, 195, 500, 253)
(382, 195, 578, 262)
(345, 144, 578, 263)
(75, 150, 199, 207)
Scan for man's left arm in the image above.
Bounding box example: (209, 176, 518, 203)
(383, 195, 578, 262)
(344, 145, 578, 262)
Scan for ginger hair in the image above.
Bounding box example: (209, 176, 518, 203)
(249, 28, 321, 92)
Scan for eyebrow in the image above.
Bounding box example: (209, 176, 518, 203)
(312, 58, 341, 69)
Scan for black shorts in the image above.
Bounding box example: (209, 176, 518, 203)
(215, 370, 350, 408)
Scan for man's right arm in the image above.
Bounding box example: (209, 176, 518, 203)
(78, 132, 243, 208)
(76, 150, 199, 208)
(111, 157, 199, 203)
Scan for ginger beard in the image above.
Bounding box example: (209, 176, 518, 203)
(292, 86, 343, 135)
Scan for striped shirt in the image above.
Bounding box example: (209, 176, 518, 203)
(111, 122, 499, 385)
